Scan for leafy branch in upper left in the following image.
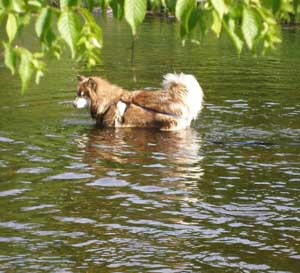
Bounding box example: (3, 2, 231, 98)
(0, 0, 102, 92)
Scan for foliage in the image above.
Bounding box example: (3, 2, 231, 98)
(0, 0, 299, 91)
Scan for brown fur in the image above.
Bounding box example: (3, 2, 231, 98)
(74, 75, 198, 130)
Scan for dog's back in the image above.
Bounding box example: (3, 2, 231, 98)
(117, 73, 203, 130)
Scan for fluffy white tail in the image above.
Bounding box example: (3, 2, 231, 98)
(162, 73, 204, 121)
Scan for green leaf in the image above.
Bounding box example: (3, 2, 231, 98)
(35, 70, 44, 84)
(35, 7, 52, 38)
(80, 7, 95, 23)
(3, 42, 17, 75)
(272, 0, 281, 14)
(224, 18, 243, 54)
(175, 0, 194, 22)
(6, 13, 18, 43)
(28, 0, 43, 8)
(44, 30, 55, 45)
(60, 0, 79, 9)
(0, 0, 10, 9)
(281, 0, 293, 14)
(0, 9, 5, 25)
(80, 8, 102, 43)
(11, 0, 25, 12)
(228, 3, 242, 19)
(18, 50, 34, 92)
(165, 0, 176, 12)
(80, 7, 99, 27)
(57, 10, 81, 58)
(110, 0, 124, 20)
(97, 0, 110, 14)
(148, 0, 161, 11)
(211, 0, 226, 19)
(211, 10, 222, 37)
(197, 9, 209, 37)
(188, 8, 201, 32)
(242, 7, 260, 50)
(293, 0, 299, 14)
(84, 0, 95, 11)
(124, 0, 146, 36)
(176, 0, 195, 36)
(19, 13, 31, 26)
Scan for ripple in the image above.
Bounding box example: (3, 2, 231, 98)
(21, 204, 56, 212)
(26, 145, 43, 151)
(0, 136, 14, 143)
(72, 239, 101, 247)
(213, 236, 264, 247)
(0, 160, 7, 167)
(127, 196, 165, 207)
(132, 185, 166, 193)
(46, 172, 94, 180)
(54, 216, 96, 224)
(143, 163, 166, 168)
(0, 221, 40, 230)
(87, 177, 129, 187)
(0, 189, 28, 197)
(199, 202, 274, 218)
(63, 118, 94, 125)
(27, 155, 54, 163)
(33, 230, 85, 238)
(17, 167, 52, 174)
(65, 163, 90, 169)
(0, 237, 26, 242)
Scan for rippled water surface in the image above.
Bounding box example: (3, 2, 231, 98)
(0, 17, 300, 272)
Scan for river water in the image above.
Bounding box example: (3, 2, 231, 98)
(0, 17, 300, 272)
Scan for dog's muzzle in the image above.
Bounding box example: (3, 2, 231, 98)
(73, 97, 91, 109)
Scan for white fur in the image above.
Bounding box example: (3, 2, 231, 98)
(74, 97, 91, 109)
(115, 101, 127, 127)
(162, 73, 203, 123)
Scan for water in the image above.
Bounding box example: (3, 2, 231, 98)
(0, 17, 300, 272)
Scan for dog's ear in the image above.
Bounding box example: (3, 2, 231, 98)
(87, 77, 97, 91)
(77, 75, 86, 82)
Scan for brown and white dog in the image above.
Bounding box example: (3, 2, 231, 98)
(73, 73, 203, 130)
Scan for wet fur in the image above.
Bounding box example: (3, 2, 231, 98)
(73, 73, 203, 130)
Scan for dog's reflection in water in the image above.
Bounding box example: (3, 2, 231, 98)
(75, 127, 204, 183)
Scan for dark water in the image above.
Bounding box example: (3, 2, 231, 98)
(0, 17, 300, 272)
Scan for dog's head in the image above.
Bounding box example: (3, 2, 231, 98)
(73, 75, 97, 109)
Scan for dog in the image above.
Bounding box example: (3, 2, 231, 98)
(73, 73, 203, 130)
